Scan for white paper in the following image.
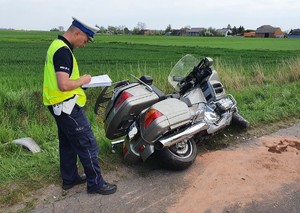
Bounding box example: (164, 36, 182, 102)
(53, 103, 62, 116)
(62, 95, 78, 115)
(82, 74, 112, 88)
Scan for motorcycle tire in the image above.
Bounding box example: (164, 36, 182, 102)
(231, 112, 250, 129)
(156, 138, 197, 171)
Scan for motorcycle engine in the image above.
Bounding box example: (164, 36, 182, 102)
(201, 97, 235, 124)
(214, 97, 235, 114)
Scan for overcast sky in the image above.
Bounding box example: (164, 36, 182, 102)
(0, 0, 299, 32)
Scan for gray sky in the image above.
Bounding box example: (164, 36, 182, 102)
(0, 0, 299, 32)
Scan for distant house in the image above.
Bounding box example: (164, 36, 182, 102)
(186, 28, 205, 36)
(216, 28, 232, 37)
(288, 29, 300, 38)
(140, 29, 152, 35)
(244, 32, 256, 37)
(255, 25, 284, 38)
(170, 29, 186, 36)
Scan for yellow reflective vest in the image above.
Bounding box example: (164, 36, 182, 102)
(43, 39, 86, 107)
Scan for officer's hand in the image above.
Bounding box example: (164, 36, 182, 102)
(80, 74, 92, 85)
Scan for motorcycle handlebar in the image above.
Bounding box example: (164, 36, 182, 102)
(196, 57, 213, 69)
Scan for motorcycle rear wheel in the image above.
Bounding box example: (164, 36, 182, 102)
(157, 138, 197, 170)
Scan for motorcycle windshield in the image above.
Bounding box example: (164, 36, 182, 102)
(168, 54, 199, 91)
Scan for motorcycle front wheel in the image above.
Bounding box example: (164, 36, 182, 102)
(156, 138, 197, 170)
(231, 112, 249, 129)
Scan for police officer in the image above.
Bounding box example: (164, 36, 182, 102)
(43, 17, 117, 195)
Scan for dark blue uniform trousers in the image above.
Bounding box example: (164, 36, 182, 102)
(49, 104, 105, 192)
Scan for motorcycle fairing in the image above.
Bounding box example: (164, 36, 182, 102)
(201, 70, 226, 102)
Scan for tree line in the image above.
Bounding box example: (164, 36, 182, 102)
(50, 22, 247, 36)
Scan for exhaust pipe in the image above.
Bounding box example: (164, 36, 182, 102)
(156, 122, 209, 150)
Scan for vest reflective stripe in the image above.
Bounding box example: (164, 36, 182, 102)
(43, 39, 86, 107)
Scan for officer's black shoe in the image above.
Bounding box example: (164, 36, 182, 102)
(87, 182, 117, 195)
(62, 174, 87, 190)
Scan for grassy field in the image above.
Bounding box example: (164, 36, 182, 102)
(0, 30, 300, 209)
(95, 34, 300, 51)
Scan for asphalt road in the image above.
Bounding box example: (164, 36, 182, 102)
(25, 122, 300, 213)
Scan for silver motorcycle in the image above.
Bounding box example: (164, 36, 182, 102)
(95, 54, 249, 170)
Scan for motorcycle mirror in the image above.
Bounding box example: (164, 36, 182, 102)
(204, 57, 213, 67)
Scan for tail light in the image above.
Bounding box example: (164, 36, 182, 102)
(145, 109, 163, 128)
(114, 91, 133, 109)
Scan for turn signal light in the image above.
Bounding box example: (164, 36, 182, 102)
(145, 109, 163, 128)
(115, 91, 133, 109)
(122, 142, 128, 155)
(138, 145, 145, 152)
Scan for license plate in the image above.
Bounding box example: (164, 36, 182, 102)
(128, 122, 138, 138)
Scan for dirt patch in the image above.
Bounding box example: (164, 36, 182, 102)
(167, 135, 300, 212)
(267, 138, 300, 153)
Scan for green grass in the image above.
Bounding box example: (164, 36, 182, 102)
(0, 30, 300, 209)
(95, 34, 300, 51)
